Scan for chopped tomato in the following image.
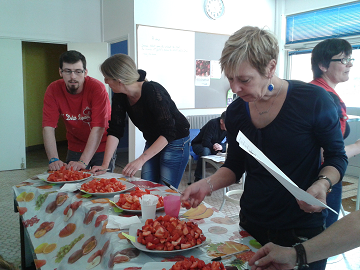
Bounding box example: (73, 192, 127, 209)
(115, 187, 164, 210)
(80, 178, 126, 193)
(47, 166, 91, 182)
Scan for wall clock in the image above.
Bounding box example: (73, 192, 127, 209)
(204, 0, 225, 20)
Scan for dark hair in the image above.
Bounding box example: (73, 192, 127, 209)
(311, 38, 352, 79)
(221, 111, 226, 121)
(59, 50, 86, 70)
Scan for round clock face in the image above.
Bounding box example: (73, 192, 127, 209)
(204, 0, 225, 20)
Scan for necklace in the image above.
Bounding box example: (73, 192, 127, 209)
(254, 80, 284, 115)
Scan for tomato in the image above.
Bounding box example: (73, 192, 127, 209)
(80, 178, 126, 193)
(136, 216, 206, 252)
(47, 166, 91, 182)
(168, 256, 225, 270)
(115, 187, 164, 210)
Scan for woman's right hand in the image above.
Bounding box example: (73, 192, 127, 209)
(48, 160, 66, 171)
(180, 179, 211, 208)
(91, 165, 107, 176)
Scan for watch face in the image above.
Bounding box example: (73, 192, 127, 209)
(204, 0, 225, 20)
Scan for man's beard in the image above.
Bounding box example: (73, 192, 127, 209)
(66, 84, 79, 95)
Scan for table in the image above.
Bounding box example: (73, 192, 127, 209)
(13, 172, 259, 270)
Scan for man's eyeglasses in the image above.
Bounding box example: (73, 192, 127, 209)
(61, 69, 85, 75)
(330, 58, 355, 65)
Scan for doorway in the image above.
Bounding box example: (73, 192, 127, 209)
(22, 42, 67, 154)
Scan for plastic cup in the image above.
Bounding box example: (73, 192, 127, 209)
(141, 204, 157, 221)
(164, 195, 181, 217)
(140, 194, 158, 221)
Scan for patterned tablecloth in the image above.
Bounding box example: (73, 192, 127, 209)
(13, 172, 260, 270)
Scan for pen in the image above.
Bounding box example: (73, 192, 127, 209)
(211, 249, 251, 261)
(162, 179, 183, 195)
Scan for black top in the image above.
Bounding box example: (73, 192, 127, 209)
(223, 80, 347, 230)
(191, 117, 227, 155)
(107, 80, 189, 144)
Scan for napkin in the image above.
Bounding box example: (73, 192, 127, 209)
(139, 194, 158, 206)
(106, 215, 141, 230)
(60, 183, 80, 192)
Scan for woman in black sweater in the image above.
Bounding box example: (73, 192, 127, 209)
(92, 54, 190, 188)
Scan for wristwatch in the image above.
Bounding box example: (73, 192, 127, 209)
(316, 175, 332, 193)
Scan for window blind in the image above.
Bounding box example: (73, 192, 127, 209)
(286, 2, 360, 44)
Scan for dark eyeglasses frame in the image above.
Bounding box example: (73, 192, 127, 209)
(330, 58, 354, 65)
(61, 69, 85, 75)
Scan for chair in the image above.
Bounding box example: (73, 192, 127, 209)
(188, 129, 200, 185)
(219, 173, 245, 211)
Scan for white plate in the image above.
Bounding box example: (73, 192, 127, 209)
(38, 172, 93, 184)
(80, 179, 135, 195)
(129, 223, 205, 253)
(112, 193, 164, 213)
(142, 262, 175, 270)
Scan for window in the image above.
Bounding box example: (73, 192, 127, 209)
(289, 48, 360, 107)
(286, 2, 360, 44)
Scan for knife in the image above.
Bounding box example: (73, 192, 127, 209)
(211, 249, 251, 261)
(162, 179, 183, 195)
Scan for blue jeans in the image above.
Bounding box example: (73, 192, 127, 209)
(191, 144, 211, 179)
(141, 136, 190, 188)
(323, 181, 342, 227)
(66, 150, 117, 172)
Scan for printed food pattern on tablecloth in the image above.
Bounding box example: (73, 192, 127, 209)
(211, 217, 237, 225)
(45, 192, 68, 213)
(63, 200, 83, 221)
(108, 247, 140, 268)
(206, 241, 255, 270)
(208, 226, 228, 234)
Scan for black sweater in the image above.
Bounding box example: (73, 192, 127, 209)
(107, 81, 189, 144)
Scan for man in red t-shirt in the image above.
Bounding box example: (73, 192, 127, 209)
(42, 50, 115, 171)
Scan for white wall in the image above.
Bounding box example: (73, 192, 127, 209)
(103, 0, 277, 161)
(0, 0, 102, 43)
(0, 39, 26, 171)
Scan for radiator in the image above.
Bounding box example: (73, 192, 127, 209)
(186, 114, 220, 129)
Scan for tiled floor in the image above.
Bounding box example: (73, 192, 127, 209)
(1, 146, 360, 269)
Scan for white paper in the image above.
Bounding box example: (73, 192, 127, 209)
(106, 215, 141, 230)
(236, 131, 337, 214)
(202, 155, 225, 163)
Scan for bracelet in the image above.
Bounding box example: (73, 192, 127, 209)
(316, 175, 332, 193)
(78, 160, 88, 167)
(49, 158, 59, 164)
(293, 243, 309, 270)
(206, 178, 213, 196)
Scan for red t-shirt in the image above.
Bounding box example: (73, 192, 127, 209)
(310, 77, 348, 136)
(42, 76, 111, 153)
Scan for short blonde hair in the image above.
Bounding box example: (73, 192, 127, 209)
(100, 54, 140, 85)
(220, 26, 279, 78)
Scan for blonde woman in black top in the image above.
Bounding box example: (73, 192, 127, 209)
(91, 54, 190, 188)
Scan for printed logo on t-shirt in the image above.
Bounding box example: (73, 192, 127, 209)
(63, 106, 92, 123)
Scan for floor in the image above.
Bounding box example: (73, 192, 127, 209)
(1, 145, 360, 269)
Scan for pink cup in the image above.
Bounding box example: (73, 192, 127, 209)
(164, 195, 181, 217)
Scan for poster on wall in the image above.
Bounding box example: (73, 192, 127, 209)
(137, 25, 195, 109)
(210, 60, 222, 79)
(195, 59, 210, 86)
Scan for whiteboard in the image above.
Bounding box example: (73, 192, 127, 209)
(137, 25, 195, 109)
